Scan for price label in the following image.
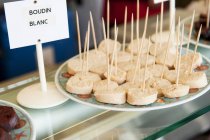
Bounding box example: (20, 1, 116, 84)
(4, 0, 69, 49)
(154, 0, 168, 4)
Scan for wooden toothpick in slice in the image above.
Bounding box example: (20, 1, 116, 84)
(102, 17, 110, 89)
(207, 0, 210, 28)
(86, 22, 90, 75)
(153, 15, 159, 67)
(176, 24, 184, 87)
(82, 31, 88, 74)
(110, 19, 117, 76)
(143, 37, 151, 91)
(186, 10, 195, 54)
(90, 12, 98, 52)
(175, 17, 181, 74)
(160, 1, 164, 45)
(143, 7, 149, 37)
(123, 6, 127, 52)
(160, 19, 174, 79)
(136, 0, 140, 39)
(76, 11, 82, 62)
(190, 25, 202, 73)
(131, 13, 134, 62)
(107, 0, 110, 40)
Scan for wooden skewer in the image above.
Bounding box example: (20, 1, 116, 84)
(131, 13, 134, 62)
(107, 0, 110, 40)
(143, 37, 151, 91)
(136, 0, 140, 39)
(175, 17, 181, 75)
(186, 11, 195, 54)
(90, 12, 98, 52)
(82, 31, 88, 74)
(110, 19, 118, 76)
(153, 15, 159, 67)
(176, 24, 184, 87)
(102, 17, 110, 89)
(160, 19, 174, 79)
(86, 22, 90, 75)
(190, 25, 202, 73)
(132, 7, 148, 83)
(144, 7, 149, 37)
(76, 11, 82, 62)
(102, 18, 107, 39)
(207, 0, 210, 28)
(123, 6, 127, 51)
(115, 28, 119, 75)
(160, 1, 164, 45)
(132, 37, 145, 83)
(110, 26, 118, 81)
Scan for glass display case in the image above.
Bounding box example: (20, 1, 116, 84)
(0, 9, 210, 140)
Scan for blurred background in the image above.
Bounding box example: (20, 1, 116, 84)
(0, 0, 204, 82)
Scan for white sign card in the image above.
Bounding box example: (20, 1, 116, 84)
(154, 0, 168, 4)
(4, 0, 69, 49)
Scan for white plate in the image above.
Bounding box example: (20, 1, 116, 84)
(55, 51, 210, 111)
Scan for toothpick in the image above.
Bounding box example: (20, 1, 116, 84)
(102, 18, 107, 40)
(82, 31, 88, 74)
(132, 7, 148, 83)
(102, 17, 110, 89)
(107, 0, 110, 40)
(90, 12, 98, 52)
(110, 28, 118, 81)
(136, 0, 140, 39)
(132, 36, 145, 83)
(176, 25, 184, 87)
(143, 37, 151, 91)
(186, 11, 195, 54)
(86, 22, 90, 75)
(144, 7, 149, 37)
(175, 17, 181, 75)
(190, 25, 202, 73)
(123, 6, 127, 52)
(160, 19, 174, 79)
(131, 13, 134, 62)
(207, 0, 210, 28)
(160, 1, 164, 45)
(153, 15, 159, 67)
(76, 11, 82, 62)
(110, 19, 118, 73)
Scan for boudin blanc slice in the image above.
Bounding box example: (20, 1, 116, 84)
(148, 64, 169, 78)
(94, 89, 126, 105)
(126, 68, 152, 84)
(67, 58, 87, 75)
(98, 39, 121, 54)
(93, 79, 118, 92)
(133, 54, 155, 67)
(180, 72, 208, 88)
(90, 65, 107, 79)
(126, 38, 151, 55)
(117, 61, 136, 72)
(88, 50, 107, 68)
(104, 67, 127, 84)
(110, 51, 133, 63)
(146, 78, 171, 96)
(149, 42, 176, 56)
(162, 84, 190, 98)
(127, 88, 158, 105)
(156, 52, 176, 68)
(66, 75, 93, 95)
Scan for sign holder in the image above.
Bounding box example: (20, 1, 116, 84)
(17, 40, 68, 109)
(4, 0, 69, 109)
